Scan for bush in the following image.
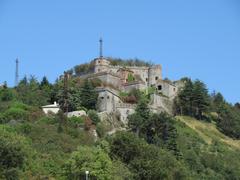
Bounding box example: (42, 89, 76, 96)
(0, 125, 33, 179)
(87, 110, 100, 125)
(68, 116, 84, 127)
(10, 102, 30, 111)
(3, 107, 28, 121)
(63, 146, 114, 180)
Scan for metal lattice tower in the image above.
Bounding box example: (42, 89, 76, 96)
(99, 38, 103, 59)
(15, 58, 19, 87)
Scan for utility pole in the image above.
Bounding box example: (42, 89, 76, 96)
(15, 58, 19, 87)
(99, 38, 103, 59)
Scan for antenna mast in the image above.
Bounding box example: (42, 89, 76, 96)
(99, 38, 103, 59)
(15, 58, 19, 87)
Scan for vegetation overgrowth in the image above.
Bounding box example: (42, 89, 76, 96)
(0, 62, 240, 179)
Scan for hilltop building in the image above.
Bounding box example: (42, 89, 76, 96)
(78, 55, 183, 124)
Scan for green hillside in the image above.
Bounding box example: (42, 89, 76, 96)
(177, 116, 240, 149)
(0, 72, 240, 179)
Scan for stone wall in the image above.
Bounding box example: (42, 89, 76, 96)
(150, 94, 173, 114)
(115, 103, 136, 125)
(148, 65, 162, 86)
(96, 88, 122, 113)
(156, 79, 178, 99)
(123, 81, 147, 92)
(92, 72, 121, 89)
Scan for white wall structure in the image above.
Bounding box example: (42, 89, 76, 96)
(42, 102, 60, 114)
(67, 110, 87, 118)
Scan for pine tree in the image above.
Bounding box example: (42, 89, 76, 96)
(128, 98, 150, 137)
(192, 80, 210, 120)
(80, 79, 98, 110)
(177, 78, 194, 116)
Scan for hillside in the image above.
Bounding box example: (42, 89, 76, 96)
(1, 59, 240, 179)
(176, 116, 240, 150)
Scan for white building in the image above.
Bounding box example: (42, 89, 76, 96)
(42, 102, 60, 114)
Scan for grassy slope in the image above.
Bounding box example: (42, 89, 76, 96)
(176, 116, 240, 150)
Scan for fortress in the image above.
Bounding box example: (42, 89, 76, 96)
(77, 40, 183, 124)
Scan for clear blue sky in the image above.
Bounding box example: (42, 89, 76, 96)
(0, 0, 239, 103)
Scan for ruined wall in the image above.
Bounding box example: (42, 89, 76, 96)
(127, 66, 149, 83)
(91, 72, 121, 89)
(115, 103, 136, 125)
(148, 65, 162, 86)
(123, 82, 147, 92)
(96, 88, 122, 113)
(150, 94, 173, 114)
(156, 80, 177, 99)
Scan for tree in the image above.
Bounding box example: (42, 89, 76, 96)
(192, 80, 210, 120)
(88, 110, 100, 125)
(0, 125, 32, 180)
(234, 103, 240, 111)
(109, 132, 146, 164)
(175, 78, 194, 116)
(128, 98, 150, 136)
(0, 88, 15, 102)
(147, 113, 179, 155)
(63, 146, 114, 180)
(80, 79, 98, 110)
(174, 78, 210, 120)
(109, 132, 187, 180)
(16, 76, 50, 106)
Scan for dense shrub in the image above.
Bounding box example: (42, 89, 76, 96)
(88, 110, 100, 125)
(3, 107, 28, 121)
(68, 116, 84, 127)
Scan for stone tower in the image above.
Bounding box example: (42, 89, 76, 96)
(94, 38, 110, 73)
(148, 65, 162, 86)
(94, 58, 110, 73)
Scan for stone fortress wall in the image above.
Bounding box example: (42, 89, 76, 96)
(80, 57, 183, 126)
(94, 58, 163, 88)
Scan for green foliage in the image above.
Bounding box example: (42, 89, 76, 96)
(0, 125, 33, 179)
(210, 92, 240, 139)
(175, 118, 240, 179)
(63, 146, 114, 180)
(73, 60, 95, 76)
(0, 88, 15, 101)
(80, 79, 98, 110)
(128, 98, 150, 136)
(174, 78, 210, 120)
(107, 57, 152, 67)
(3, 107, 28, 121)
(68, 116, 84, 127)
(16, 76, 52, 106)
(127, 73, 135, 82)
(109, 132, 187, 180)
(87, 109, 100, 125)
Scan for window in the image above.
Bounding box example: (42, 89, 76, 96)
(107, 96, 110, 99)
(101, 97, 104, 99)
(98, 60, 101, 63)
(155, 76, 159, 81)
(146, 78, 148, 82)
(173, 88, 176, 92)
(158, 85, 162, 91)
